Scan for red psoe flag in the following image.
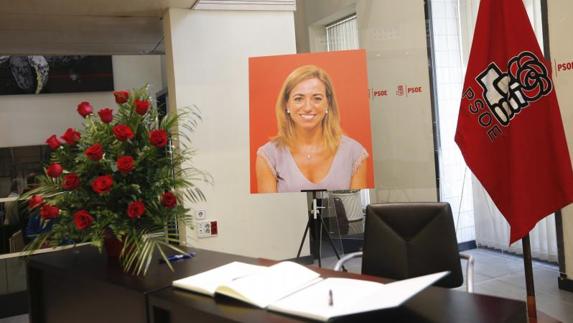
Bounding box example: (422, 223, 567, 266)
(455, 0, 573, 244)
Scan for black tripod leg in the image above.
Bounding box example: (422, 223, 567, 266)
(296, 219, 311, 259)
(320, 216, 343, 260)
(313, 219, 322, 268)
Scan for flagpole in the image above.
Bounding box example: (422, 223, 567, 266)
(522, 234, 537, 319)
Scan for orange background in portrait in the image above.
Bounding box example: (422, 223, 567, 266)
(249, 49, 374, 193)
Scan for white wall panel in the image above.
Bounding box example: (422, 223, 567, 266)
(164, 8, 309, 259)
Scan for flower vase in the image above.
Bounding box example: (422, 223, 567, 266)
(103, 233, 123, 263)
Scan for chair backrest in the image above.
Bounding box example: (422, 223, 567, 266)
(332, 197, 349, 235)
(362, 202, 464, 288)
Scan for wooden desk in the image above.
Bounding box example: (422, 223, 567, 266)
(27, 245, 258, 323)
(148, 264, 528, 323)
(28, 245, 529, 323)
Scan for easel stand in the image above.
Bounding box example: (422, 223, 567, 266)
(296, 190, 343, 268)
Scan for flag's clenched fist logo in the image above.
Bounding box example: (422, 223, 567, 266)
(476, 51, 552, 126)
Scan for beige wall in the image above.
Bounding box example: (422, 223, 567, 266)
(548, 0, 573, 279)
(297, 0, 438, 203)
(0, 55, 163, 148)
(163, 8, 309, 260)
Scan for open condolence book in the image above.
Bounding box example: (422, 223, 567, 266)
(172, 261, 448, 322)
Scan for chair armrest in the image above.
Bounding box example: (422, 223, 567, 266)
(333, 251, 363, 272)
(459, 253, 475, 293)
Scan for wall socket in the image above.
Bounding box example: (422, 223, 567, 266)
(196, 209, 207, 220)
(196, 220, 218, 238)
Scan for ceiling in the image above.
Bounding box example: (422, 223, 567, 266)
(0, 0, 198, 55)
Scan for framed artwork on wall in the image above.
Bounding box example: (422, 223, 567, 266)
(0, 56, 114, 95)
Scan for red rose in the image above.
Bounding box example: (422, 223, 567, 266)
(46, 135, 61, 150)
(47, 163, 63, 178)
(85, 143, 104, 161)
(61, 128, 81, 145)
(134, 99, 150, 115)
(149, 129, 168, 148)
(91, 175, 113, 194)
(73, 210, 94, 231)
(161, 191, 177, 209)
(116, 156, 135, 174)
(98, 108, 114, 124)
(28, 195, 44, 209)
(40, 204, 60, 220)
(127, 200, 145, 219)
(113, 90, 129, 104)
(113, 125, 134, 141)
(77, 101, 93, 118)
(62, 173, 80, 190)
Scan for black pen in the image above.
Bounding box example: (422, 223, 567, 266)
(328, 289, 334, 306)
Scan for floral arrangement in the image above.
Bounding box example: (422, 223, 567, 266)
(23, 86, 209, 275)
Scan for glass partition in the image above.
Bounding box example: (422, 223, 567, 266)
(295, 0, 439, 264)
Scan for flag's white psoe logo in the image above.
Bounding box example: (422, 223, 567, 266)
(476, 51, 552, 126)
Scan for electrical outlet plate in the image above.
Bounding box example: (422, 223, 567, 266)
(196, 220, 218, 238)
(196, 209, 207, 220)
(196, 221, 211, 238)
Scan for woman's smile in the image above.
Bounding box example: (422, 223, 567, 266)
(300, 113, 317, 120)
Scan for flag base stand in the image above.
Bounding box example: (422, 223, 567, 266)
(522, 234, 537, 320)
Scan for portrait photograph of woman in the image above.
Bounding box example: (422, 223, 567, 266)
(249, 50, 374, 193)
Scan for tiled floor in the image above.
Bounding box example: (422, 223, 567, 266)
(318, 247, 573, 323)
(462, 248, 573, 323)
(2, 248, 573, 323)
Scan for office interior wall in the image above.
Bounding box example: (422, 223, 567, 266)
(296, 0, 438, 203)
(547, 0, 573, 279)
(163, 8, 309, 260)
(0, 55, 163, 148)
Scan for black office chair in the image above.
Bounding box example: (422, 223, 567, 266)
(332, 197, 349, 235)
(334, 202, 474, 292)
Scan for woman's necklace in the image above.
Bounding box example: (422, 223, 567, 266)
(302, 145, 321, 160)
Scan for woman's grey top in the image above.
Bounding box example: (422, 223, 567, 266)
(257, 135, 368, 192)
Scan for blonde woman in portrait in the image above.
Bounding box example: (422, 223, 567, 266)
(256, 65, 369, 193)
